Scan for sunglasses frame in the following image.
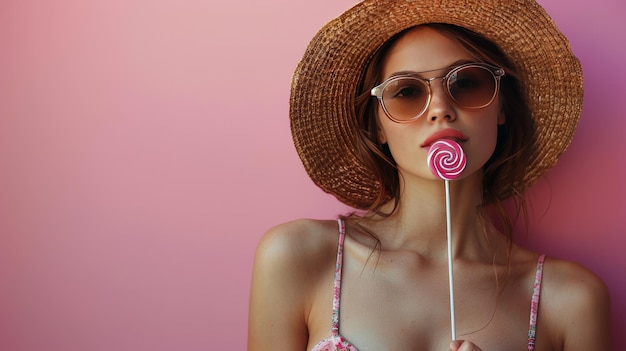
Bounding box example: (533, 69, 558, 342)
(371, 62, 506, 123)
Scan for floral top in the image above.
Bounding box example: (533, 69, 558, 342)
(311, 219, 546, 351)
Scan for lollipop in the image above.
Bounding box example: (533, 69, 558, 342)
(427, 139, 466, 180)
(426, 139, 466, 341)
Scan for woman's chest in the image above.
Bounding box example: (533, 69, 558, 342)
(309, 255, 548, 351)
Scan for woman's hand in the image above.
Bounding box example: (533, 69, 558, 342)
(450, 340, 484, 351)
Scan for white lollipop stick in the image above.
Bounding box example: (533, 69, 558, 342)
(427, 139, 467, 341)
(444, 179, 456, 340)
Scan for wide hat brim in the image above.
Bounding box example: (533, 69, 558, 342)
(290, 0, 583, 209)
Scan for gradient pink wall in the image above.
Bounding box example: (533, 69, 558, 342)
(0, 0, 624, 350)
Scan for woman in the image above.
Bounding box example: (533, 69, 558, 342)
(248, 1, 610, 350)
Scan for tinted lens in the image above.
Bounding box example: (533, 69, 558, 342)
(447, 66, 497, 108)
(381, 78, 429, 121)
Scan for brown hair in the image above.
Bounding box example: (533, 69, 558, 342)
(350, 23, 536, 242)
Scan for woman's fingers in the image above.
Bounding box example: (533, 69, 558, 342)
(450, 340, 484, 351)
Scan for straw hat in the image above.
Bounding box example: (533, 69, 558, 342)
(290, 0, 583, 209)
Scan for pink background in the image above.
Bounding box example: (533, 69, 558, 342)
(1, 0, 624, 350)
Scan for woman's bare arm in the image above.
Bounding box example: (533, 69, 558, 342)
(546, 260, 611, 351)
(248, 220, 335, 350)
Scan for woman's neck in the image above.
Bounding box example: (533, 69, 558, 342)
(362, 172, 504, 263)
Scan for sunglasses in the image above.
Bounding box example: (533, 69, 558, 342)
(371, 62, 505, 123)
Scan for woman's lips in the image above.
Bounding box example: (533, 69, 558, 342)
(421, 128, 468, 148)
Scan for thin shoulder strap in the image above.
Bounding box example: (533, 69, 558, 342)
(527, 254, 546, 351)
(330, 219, 347, 336)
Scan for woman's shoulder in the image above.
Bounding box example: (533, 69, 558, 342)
(249, 219, 342, 349)
(255, 218, 341, 263)
(252, 218, 341, 287)
(510, 246, 608, 296)
(540, 256, 611, 349)
(542, 256, 609, 303)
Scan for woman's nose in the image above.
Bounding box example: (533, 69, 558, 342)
(427, 80, 457, 122)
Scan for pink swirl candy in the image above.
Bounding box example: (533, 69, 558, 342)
(427, 139, 467, 180)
